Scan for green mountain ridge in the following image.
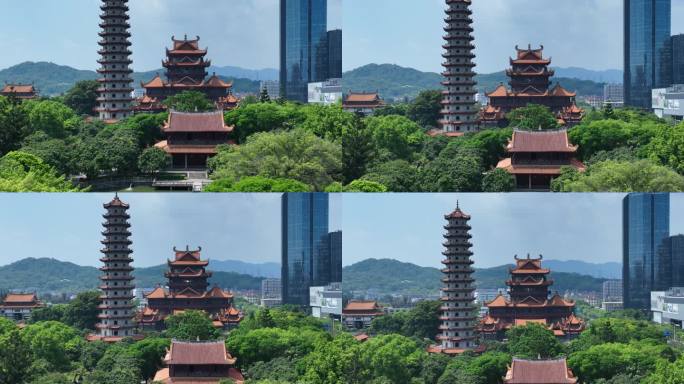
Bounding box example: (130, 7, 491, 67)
(343, 258, 608, 297)
(342, 63, 606, 101)
(0, 257, 265, 295)
(0, 61, 261, 96)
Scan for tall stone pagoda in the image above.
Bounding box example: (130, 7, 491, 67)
(136, 35, 235, 113)
(432, 203, 478, 354)
(95, 194, 137, 341)
(481, 45, 584, 128)
(479, 255, 586, 340)
(96, 0, 134, 121)
(139, 246, 243, 331)
(438, 0, 480, 135)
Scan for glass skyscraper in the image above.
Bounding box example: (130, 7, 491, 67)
(672, 34, 684, 85)
(280, 0, 329, 102)
(624, 0, 672, 108)
(281, 193, 330, 306)
(622, 193, 670, 310)
(327, 29, 343, 79)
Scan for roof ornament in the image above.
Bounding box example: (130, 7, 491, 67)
(539, 254, 544, 260)
(514, 254, 519, 260)
(527, 253, 531, 259)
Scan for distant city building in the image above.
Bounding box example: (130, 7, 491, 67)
(673, 34, 684, 84)
(308, 78, 342, 105)
(652, 85, 684, 121)
(139, 246, 243, 331)
(0, 83, 38, 100)
(602, 280, 623, 303)
(603, 301, 624, 312)
(438, 0, 479, 135)
(96, 0, 134, 121)
(310, 283, 342, 319)
(657, 234, 684, 288)
(504, 358, 578, 384)
(327, 230, 342, 283)
(480, 255, 586, 340)
(582, 95, 605, 110)
(281, 193, 330, 306)
(342, 91, 385, 116)
(603, 83, 624, 107)
(496, 129, 586, 191)
(327, 29, 343, 79)
(0, 293, 44, 322)
(152, 340, 244, 384)
(261, 278, 282, 308)
(154, 110, 234, 170)
(136, 36, 237, 114)
(624, 0, 672, 108)
(623, 193, 670, 310)
(93, 195, 137, 341)
(260, 80, 281, 101)
(651, 288, 684, 328)
(342, 300, 383, 329)
(481, 45, 584, 128)
(280, 0, 330, 102)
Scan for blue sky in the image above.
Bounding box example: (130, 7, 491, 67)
(344, 0, 684, 73)
(342, 193, 684, 269)
(0, 0, 342, 71)
(0, 193, 341, 268)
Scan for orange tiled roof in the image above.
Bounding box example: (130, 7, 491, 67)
(1, 84, 36, 94)
(504, 358, 578, 384)
(507, 129, 578, 153)
(164, 111, 233, 134)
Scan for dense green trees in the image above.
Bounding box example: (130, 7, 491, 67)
(506, 323, 564, 359)
(63, 80, 100, 116)
(551, 160, 684, 192)
(0, 151, 78, 192)
(164, 90, 215, 112)
(208, 129, 342, 191)
(165, 310, 221, 341)
(506, 104, 559, 130)
(138, 147, 170, 174)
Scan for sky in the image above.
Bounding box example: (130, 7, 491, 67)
(342, 193, 684, 269)
(0, 193, 341, 268)
(344, 0, 684, 73)
(0, 0, 342, 71)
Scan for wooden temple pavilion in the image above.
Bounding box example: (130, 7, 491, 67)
(136, 35, 237, 113)
(0, 293, 45, 322)
(0, 84, 38, 100)
(139, 246, 243, 331)
(342, 92, 385, 116)
(481, 45, 584, 128)
(152, 340, 244, 384)
(154, 110, 234, 170)
(342, 301, 384, 329)
(496, 129, 586, 191)
(479, 255, 585, 340)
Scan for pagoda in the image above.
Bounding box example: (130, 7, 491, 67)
(430, 203, 478, 354)
(481, 45, 584, 127)
(479, 255, 586, 340)
(136, 35, 235, 112)
(438, 0, 480, 135)
(96, 0, 134, 121)
(139, 246, 243, 331)
(94, 194, 137, 341)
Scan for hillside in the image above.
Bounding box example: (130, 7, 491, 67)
(342, 63, 606, 101)
(0, 258, 265, 295)
(0, 62, 261, 96)
(343, 258, 609, 297)
(210, 259, 280, 278)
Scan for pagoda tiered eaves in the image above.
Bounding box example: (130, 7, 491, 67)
(95, 194, 137, 339)
(439, 0, 480, 134)
(433, 203, 478, 354)
(96, 0, 134, 121)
